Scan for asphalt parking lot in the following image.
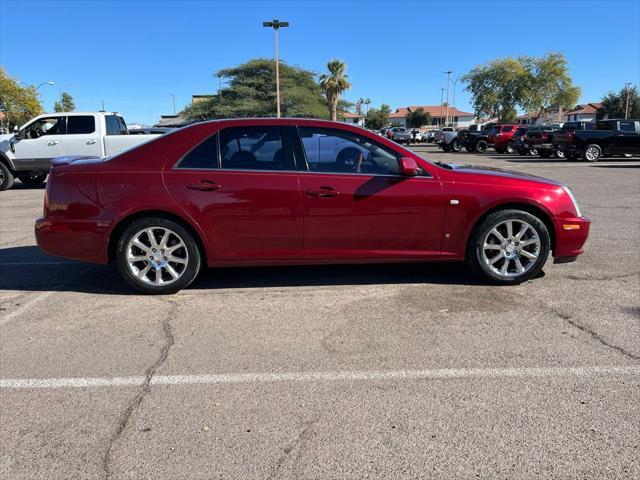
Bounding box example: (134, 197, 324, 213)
(1, 145, 639, 479)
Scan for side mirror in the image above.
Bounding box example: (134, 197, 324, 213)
(399, 157, 419, 176)
(13, 126, 22, 139)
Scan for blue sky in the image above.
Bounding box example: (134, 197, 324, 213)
(1, 0, 639, 125)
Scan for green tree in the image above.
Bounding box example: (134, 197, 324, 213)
(598, 85, 639, 119)
(406, 108, 432, 128)
(319, 59, 352, 121)
(364, 104, 391, 130)
(184, 58, 327, 121)
(53, 92, 75, 112)
(520, 53, 581, 121)
(0, 67, 42, 129)
(462, 57, 527, 122)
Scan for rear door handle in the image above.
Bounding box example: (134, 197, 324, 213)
(47, 140, 59, 146)
(186, 180, 221, 191)
(87, 139, 98, 145)
(306, 187, 339, 198)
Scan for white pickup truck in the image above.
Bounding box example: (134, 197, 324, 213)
(0, 112, 163, 190)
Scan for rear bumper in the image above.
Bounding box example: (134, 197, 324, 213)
(552, 216, 591, 258)
(35, 217, 109, 264)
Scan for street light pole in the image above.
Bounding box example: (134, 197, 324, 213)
(452, 73, 462, 127)
(440, 88, 445, 126)
(263, 19, 289, 118)
(20, 80, 55, 91)
(624, 82, 632, 119)
(169, 93, 176, 115)
(443, 71, 452, 127)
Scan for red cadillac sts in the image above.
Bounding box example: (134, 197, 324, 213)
(35, 119, 590, 294)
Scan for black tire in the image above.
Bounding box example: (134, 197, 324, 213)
(451, 140, 462, 152)
(475, 140, 488, 153)
(539, 150, 551, 158)
(465, 146, 474, 153)
(529, 148, 538, 156)
(582, 144, 602, 162)
(18, 173, 47, 186)
(517, 149, 527, 156)
(116, 217, 202, 294)
(555, 150, 565, 159)
(467, 209, 550, 285)
(442, 144, 451, 152)
(566, 152, 578, 161)
(0, 162, 15, 191)
(506, 142, 516, 154)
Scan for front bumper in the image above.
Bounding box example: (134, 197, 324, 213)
(552, 216, 591, 258)
(35, 217, 110, 264)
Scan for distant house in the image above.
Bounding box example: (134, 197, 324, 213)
(155, 114, 189, 128)
(387, 105, 475, 129)
(563, 103, 602, 122)
(339, 111, 365, 127)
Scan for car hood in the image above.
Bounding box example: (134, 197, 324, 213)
(445, 163, 563, 186)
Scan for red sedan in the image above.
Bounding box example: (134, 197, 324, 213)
(35, 119, 590, 294)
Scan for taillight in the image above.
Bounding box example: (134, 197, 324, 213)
(567, 131, 575, 144)
(542, 132, 548, 141)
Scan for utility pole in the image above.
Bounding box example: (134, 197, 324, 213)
(218, 74, 223, 102)
(625, 82, 632, 119)
(263, 19, 289, 118)
(452, 73, 462, 127)
(443, 71, 452, 127)
(440, 88, 445, 126)
(169, 93, 176, 115)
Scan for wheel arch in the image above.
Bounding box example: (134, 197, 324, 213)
(466, 201, 556, 256)
(0, 152, 17, 172)
(107, 209, 208, 265)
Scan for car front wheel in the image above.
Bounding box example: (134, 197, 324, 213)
(467, 209, 550, 285)
(116, 217, 202, 294)
(0, 162, 15, 191)
(583, 144, 602, 162)
(475, 140, 488, 153)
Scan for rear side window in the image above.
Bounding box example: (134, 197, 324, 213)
(176, 134, 219, 169)
(489, 127, 500, 135)
(219, 126, 290, 171)
(67, 116, 96, 134)
(619, 121, 636, 132)
(501, 126, 514, 133)
(105, 115, 128, 135)
(596, 122, 613, 131)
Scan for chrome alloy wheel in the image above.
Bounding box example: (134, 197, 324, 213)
(482, 219, 541, 278)
(585, 146, 600, 161)
(126, 227, 189, 286)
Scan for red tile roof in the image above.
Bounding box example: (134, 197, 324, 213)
(388, 105, 474, 118)
(339, 111, 363, 118)
(564, 103, 602, 115)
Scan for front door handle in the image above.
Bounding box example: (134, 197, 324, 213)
(186, 180, 221, 191)
(86, 139, 98, 145)
(306, 187, 339, 198)
(47, 140, 59, 146)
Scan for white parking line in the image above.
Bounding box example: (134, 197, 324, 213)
(1, 365, 638, 389)
(0, 291, 56, 326)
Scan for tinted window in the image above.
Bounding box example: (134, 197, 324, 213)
(515, 127, 526, 136)
(501, 126, 514, 133)
(299, 127, 400, 175)
(105, 115, 121, 135)
(177, 134, 219, 169)
(596, 122, 613, 131)
(67, 116, 96, 134)
(219, 126, 289, 170)
(489, 127, 500, 136)
(619, 121, 636, 132)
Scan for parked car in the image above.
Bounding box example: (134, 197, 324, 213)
(0, 112, 162, 190)
(526, 124, 566, 158)
(458, 125, 493, 153)
(438, 129, 464, 152)
(508, 126, 531, 155)
(35, 118, 590, 294)
(424, 130, 438, 143)
(410, 129, 422, 143)
(433, 127, 454, 145)
(552, 120, 640, 161)
(488, 124, 519, 153)
(128, 127, 173, 135)
(387, 127, 411, 145)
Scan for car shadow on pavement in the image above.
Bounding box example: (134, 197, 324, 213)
(0, 246, 483, 295)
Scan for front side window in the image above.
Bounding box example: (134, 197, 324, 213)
(176, 133, 219, 169)
(67, 115, 96, 134)
(23, 117, 63, 139)
(298, 127, 400, 175)
(219, 126, 289, 171)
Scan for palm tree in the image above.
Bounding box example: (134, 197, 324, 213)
(319, 59, 352, 121)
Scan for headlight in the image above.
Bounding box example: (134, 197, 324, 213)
(562, 186, 582, 217)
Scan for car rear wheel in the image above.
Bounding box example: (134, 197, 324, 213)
(0, 163, 15, 191)
(555, 150, 565, 159)
(451, 140, 462, 152)
(506, 142, 516, 154)
(18, 173, 47, 186)
(583, 144, 602, 162)
(467, 209, 550, 285)
(475, 140, 488, 153)
(529, 148, 538, 156)
(116, 217, 201, 294)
